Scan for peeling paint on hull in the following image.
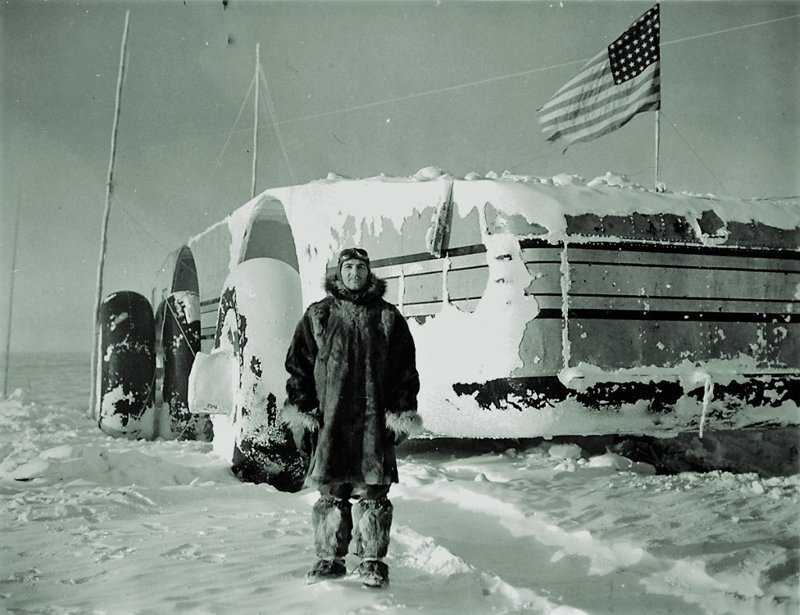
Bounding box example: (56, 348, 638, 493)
(451, 374, 798, 435)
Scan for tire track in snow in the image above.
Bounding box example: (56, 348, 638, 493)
(394, 479, 791, 615)
(390, 525, 585, 614)
(394, 486, 693, 614)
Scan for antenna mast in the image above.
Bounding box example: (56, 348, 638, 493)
(251, 43, 260, 199)
(2, 191, 21, 398)
(90, 10, 131, 415)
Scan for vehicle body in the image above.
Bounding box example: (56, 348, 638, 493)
(102, 169, 799, 485)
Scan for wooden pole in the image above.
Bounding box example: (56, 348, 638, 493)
(2, 192, 21, 398)
(90, 10, 131, 416)
(251, 43, 260, 199)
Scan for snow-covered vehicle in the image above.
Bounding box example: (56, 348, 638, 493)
(95, 169, 799, 490)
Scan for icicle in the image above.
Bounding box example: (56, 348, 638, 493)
(441, 254, 452, 304)
(698, 373, 714, 439)
(398, 268, 406, 315)
(560, 241, 572, 370)
(425, 181, 453, 257)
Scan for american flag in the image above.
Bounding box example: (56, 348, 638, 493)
(538, 4, 661, 149)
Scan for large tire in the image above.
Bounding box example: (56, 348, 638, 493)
(162, 291, 213, 441)
(97, 291, 156, 439)
(212, 258, 306, 491)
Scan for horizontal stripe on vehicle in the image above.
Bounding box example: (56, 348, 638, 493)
(520, 258, 799, 276)
(373, 247, 798, 276)
(375, 254, 489, 280)
(401, 296, 483, 308)
(568, 260, 798, 275)
(520, 237, 800, 261)
(402, 263, 488, 279)
(369, 244, 487, 269)
(395, 307, 794, 324)
(538, 308, 793, 323)
(530, 291, 799, 305)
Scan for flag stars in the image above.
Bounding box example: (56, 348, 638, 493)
(607, 4, 660, 85)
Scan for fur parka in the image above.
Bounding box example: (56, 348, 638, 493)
(282, 272, 422, 487)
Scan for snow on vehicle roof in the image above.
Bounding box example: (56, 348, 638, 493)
(224, 167, 799, 243)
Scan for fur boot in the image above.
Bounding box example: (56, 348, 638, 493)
(306, 558, 346, 583)
(353, 559, 389, 588)
(311, 496, 352, 561)
(352, 497, 393, 559)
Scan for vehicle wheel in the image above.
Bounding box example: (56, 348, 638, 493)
(162, 291, 213, 440)
(212, 258, 306, 491)
(97, 291, 156, 439)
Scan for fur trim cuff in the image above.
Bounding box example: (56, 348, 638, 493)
(281, 402, 320, 432)
(385, 410, 423, 438)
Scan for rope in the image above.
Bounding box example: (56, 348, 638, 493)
(663, 13, 799, 47)
(273, 58, 588, 126)
(110, 195, 202, 365)
(164, 295, 198, 359)
(113, 193, 174, 252)
(109, 193, 207, 295)
(258, 63, 297, 183)
(660, 111, 731, 197)
(271, 13, 800, 127)
(214, 73, 257, 170)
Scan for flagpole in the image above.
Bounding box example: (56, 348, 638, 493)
(654, 109, 661, 190)
(90, 10, 131, 415)
(251, 43, 259, 199)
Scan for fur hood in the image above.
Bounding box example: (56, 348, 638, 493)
(324, 272, 387, 304)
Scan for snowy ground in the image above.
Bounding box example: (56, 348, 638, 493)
(1, 391, 798, 614)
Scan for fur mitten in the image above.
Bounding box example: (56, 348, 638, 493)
(385, 409, 423, 444)
(281, 402, 321, 454)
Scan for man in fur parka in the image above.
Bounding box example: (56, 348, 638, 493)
(282, 247, 423, 588)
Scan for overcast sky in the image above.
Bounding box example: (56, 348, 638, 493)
(1, 0, 798, 354)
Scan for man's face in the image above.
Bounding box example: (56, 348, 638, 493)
(341, 259, 369, 291)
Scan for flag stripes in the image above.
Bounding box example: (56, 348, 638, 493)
(543, 63, 661, 145)
(538, 51, 610, 119)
